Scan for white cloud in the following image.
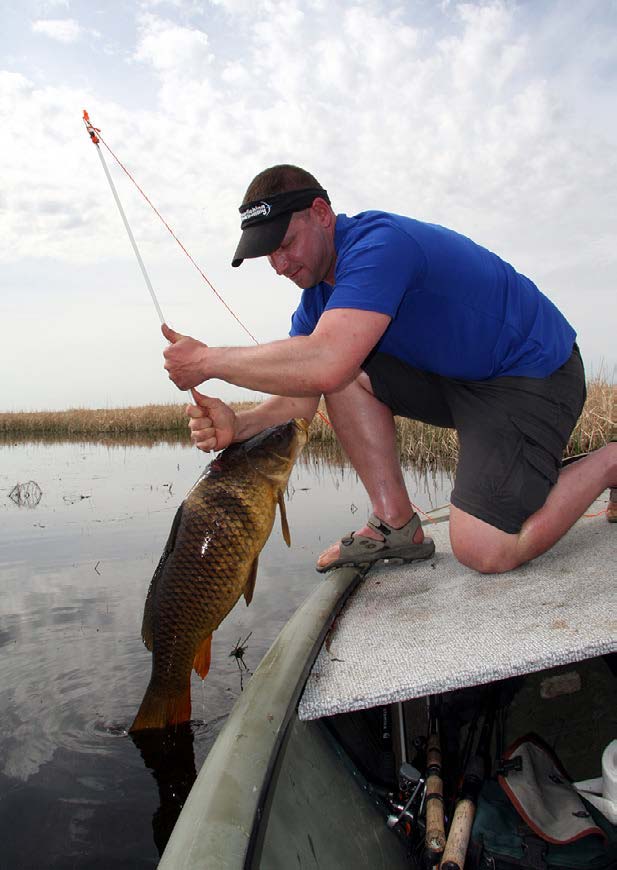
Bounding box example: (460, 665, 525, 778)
(139, 0, 206, 12)
(31, 17, 83, 43)
(133, 13, 212, 73)
(1, 0, 615, 409)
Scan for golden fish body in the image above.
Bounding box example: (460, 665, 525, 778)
(130, 418, 308, 731)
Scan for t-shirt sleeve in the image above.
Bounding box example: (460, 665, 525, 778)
(289, 302, 314, 336)
(289, 286, 329, 337)
(326, 224, 426, 318)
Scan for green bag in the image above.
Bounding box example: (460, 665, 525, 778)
(469, 780, 617, 869)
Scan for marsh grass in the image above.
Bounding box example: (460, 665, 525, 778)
(1, 378, 613, 464)
(0, 402, 256, 438)
(565, 374, 616, 456)
(309, 374, 614, 465)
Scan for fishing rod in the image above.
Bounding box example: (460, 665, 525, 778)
(83, 110, 166, 327)
(83, 109, 261, 348)
(424, 695, 446, 864)
(82, 111, 198, 406)
(440, 687, 498, 870)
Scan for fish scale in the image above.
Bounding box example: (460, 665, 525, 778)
(130, 418, 308, 731)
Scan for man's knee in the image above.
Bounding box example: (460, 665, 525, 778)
(449, 507, 522, 574)
(323, 369, 375, 401)
(451, 541, 520, 574)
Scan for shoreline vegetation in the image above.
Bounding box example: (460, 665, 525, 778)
(1, 376, 614, 465)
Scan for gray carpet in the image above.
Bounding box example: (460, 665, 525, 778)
(299, 499, 616, 720)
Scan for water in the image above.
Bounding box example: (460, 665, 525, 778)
(0, 436, 453, 869)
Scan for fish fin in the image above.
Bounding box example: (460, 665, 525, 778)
(193, 634, 212, 679)
(129, 683, 192, 732)
(141, 503, 184, 649)
(244, 557, 259, 606)
(278, 491, 291, 547)
(140, 581, 156, 651)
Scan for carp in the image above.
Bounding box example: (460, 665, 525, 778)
(130, 418, 309, 732)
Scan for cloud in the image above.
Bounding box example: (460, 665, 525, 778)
(31, 17, 84, 43)
(1, 0, 615, 409)
(133, 13, 212, 73)
(7, 3, 617, 275)
(139, 0, 206, 11)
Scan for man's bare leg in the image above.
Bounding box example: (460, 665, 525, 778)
(450, 442, 617, 573)
(316, 373, 615, 574)
(316, 372, 427, 570)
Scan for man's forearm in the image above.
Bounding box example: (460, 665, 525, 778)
(164, 310, 389, 396)
(209, 335, 351, 396)
(233, 395, 320, 442)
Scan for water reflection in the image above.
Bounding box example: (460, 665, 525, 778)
(130, 724, 198, 856)
(0, 437, 453, 868)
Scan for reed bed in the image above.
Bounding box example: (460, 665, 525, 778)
(1, 378, 613, 464)
(565, 374, 616, 456)
(309, 375, 615, 465)
(0, 402, 256, 438)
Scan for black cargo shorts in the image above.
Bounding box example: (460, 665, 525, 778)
(362, 345, 586, 534)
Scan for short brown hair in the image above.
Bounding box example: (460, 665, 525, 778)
(242, 164, 324, 205)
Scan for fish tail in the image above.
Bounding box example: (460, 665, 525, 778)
(129, 683, 192, 732)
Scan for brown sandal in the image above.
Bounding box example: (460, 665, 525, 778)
(316, 513, 435, 573)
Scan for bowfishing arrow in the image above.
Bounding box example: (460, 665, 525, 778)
(82, 109, 260, 344)
(82, 110, 166, 327)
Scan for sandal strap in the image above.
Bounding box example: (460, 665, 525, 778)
(367, 512, 420, 542)
(338, 513, 422, 559)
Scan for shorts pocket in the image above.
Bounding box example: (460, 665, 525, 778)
(511, 417, 559, 481)
(511, 416, 559, 515)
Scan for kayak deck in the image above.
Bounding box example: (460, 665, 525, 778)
(299, 498, 615, 721)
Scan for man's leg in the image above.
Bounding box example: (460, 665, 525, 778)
(450, 442, 617, 573)
(316, 372, 427, 570)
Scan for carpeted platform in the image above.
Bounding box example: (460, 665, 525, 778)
(298, 499, 615, 721)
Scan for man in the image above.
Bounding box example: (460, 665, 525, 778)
(163, 164, 616, 574)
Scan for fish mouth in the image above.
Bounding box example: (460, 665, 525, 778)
(237, 419, 308, 462)
(292, 417, 310, 449)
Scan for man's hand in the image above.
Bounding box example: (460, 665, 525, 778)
(186, 388, 237, 452)
(162, 323, 209, 390)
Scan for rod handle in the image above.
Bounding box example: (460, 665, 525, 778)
(424, 731, 445, 854)
(425, 775, 446, 853)
(440, 798, 476, 870)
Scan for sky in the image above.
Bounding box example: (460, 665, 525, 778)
(1, 0, 615, 411)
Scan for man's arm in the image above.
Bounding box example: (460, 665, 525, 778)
(187, 389, 319, 452)
(233, 394, 320, 439)
(162, 308, 391, 397)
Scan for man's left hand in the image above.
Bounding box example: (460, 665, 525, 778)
(162, 323, 209, 390)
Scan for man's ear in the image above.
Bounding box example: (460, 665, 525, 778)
(311, 197, 333, 227)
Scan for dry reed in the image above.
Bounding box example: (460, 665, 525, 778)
(0, 402, 256, 438)
(1, 378, 614, 464)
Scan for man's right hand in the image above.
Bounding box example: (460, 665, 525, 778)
(186, 389, 237, 452)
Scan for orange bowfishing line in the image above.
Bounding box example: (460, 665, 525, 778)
(82, 110, 438, 523)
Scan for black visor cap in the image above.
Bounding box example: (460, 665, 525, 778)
(231, 187, 329, 267)
(231, 212, 293, 268)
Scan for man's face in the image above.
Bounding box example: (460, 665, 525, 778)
(267, 206, 335, 289)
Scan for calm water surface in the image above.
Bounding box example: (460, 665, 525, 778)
(0, 437, 453, 869)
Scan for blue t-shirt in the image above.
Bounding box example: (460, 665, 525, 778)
(289, 212, 576, 380)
